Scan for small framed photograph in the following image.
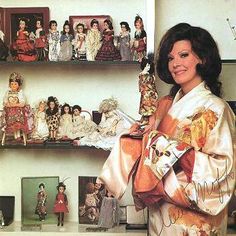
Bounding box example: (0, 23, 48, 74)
(119, 206, 127, 224)
(21, 176, 59, 225)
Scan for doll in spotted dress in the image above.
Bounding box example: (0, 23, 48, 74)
(45, 96, 60, 140)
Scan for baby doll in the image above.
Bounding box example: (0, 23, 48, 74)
(34, 19, 47, 61)
(58, 103, 73, 139)
(84, 182, 100, 222)
(11, 19, 37, 62)
(0, 30, 8, 61)
(118, 21, 131, 61)
(59, 20, 73, 61)
(132, 15, 147, 62)
(98, 190, 120, 229)
(2, 72, 29, 145)
(138, 55, 158, 126)
(95, 19, 121, 61)
(35, 183, 47, 221)
(45, 96, 60, 140)
(53, 182, 69, 226)
(69, 105, 97, 139)
(47, 20, 60, 61)
(32, 100, 49, 140)
(86, 19, 102, 61)
(73, 23, 87, 60)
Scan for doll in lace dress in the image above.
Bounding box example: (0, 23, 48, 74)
(69, 105, 97, 139)
(58, 103, 73, 139)
(86, 19, 102, 61)
(32, 100, 49, 140)
(47, 20, 60, 61)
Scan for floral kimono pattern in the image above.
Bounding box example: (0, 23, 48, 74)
(98, 82, 235, 235)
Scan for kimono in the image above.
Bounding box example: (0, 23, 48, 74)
(59, 33, 73, 61)
(98, 82, 235, 235)
(47, 30, 60, 61)
(35, 189, 47, 220)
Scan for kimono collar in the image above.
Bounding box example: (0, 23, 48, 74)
(172, 81, 211, 105)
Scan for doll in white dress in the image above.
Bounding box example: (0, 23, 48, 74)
(69, 105, 97, 139)
(58, 103, 73, 139)
(32, 100, 49, 140)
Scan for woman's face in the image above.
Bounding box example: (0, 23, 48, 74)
(64, 25, 70, 33)
(19, 21, 26, 30)
(168, 40, 202, 93)
(10, 81, 20, 92)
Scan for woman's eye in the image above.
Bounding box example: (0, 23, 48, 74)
(168, 56, 173, 62)
(180, 53, 189, 58)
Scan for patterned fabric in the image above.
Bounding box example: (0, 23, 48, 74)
(118, 33, 131, 61)
(53, 193, 69, 213)
(47, 31, 60, 61)
(86, 28, 101, 61)
(35, 190, 47, 220)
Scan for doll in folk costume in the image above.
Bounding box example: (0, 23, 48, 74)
(86, 19, 102, 61)
(132, 15, 147, 62)
(53, 182, 69, 226)
(2, 72, 32, 145)
(35, 183, 47, 221)
(45, 96, 60, 140)
(59, 20, 73, 61)
(47, 20, 60, 61)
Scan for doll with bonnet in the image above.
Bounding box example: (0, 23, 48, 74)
(2, 72, 31, 145)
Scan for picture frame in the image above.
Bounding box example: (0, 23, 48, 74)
(78, 176, 105, 224)
(0, 7, 49, 45)
(21, 176, 59, 226)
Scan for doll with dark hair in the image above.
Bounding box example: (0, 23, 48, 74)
(2, 72, 31, 145)
(86, 19, 102, 61)
(11, 18, 37, 62)
(73, 23, 87, 60)
(95, 19, 121, 61)
(59, 20, 73, 61)
(35, 183, 47, 221)
(118, 21, 131, 61)
(58, 103, 73, 139)
(47, 20, 60, 61)
(132, 15, 146, 62)
(0, 30, 8, 61)
(45, 96, 60, 140)
(53, 182, 68, 226)
(138, 54, 158, 126)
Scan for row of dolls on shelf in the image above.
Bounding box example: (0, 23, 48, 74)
(0, 72, 133, 148)
(0, 15, 147, 62)
(32, 180, 120, 229)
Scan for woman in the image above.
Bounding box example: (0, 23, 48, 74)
(98, 23, 235, 235)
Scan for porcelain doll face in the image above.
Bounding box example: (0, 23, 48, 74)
(64, 25, 70, 34)
(77, 25, 84, 34)
(49, 101, 55, 110)
(135, 19, 143, 30)
(50, 23, 57, 31)
(104, 111, 113, 118)
(10, 81, 20, 92)
(64, 106, 70, 114)
(59, 186, 64, 193)
(36, 20, 42, 29)
(38, 102, 46, 112)
(73, 108, 81, 116)
(19, 20, 26, 30)
(104, 22, 109, 30)
(92, 23, 98, 30)
(121, 24, 127, 33)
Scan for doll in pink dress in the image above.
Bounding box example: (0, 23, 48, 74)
(11, 19, 37, 62)
(53, 182, 69, 226)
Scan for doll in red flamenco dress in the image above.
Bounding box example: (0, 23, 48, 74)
(53, 182, 69, 226)
(11, 19, 37, 62)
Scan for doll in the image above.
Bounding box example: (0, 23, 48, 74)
(72, 23, 87, 60)
(95, 19, 121, 61)
(45, 96, 60, 140)
(47, 20, 60, 61)
(32, 100, 49, 140)
(0, 30, 8, 61)
(138, 55, 158, 126)
(132, 15, 147, 62)
(98, 190, 120, 229)
(69, 105, 97, 139)
(53, 182, 68, 226)
(59, 20, 73, 61)
(2, 72, 30, 145)
(58, 103, 73, 139)
(84, 182, 100, 222)
(11, 19, 37, 62)
(86, 19, 102, 61)
(118, 22, 131, 61)
(34, 19, 47, 61)
(35, 183, 47, 221)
